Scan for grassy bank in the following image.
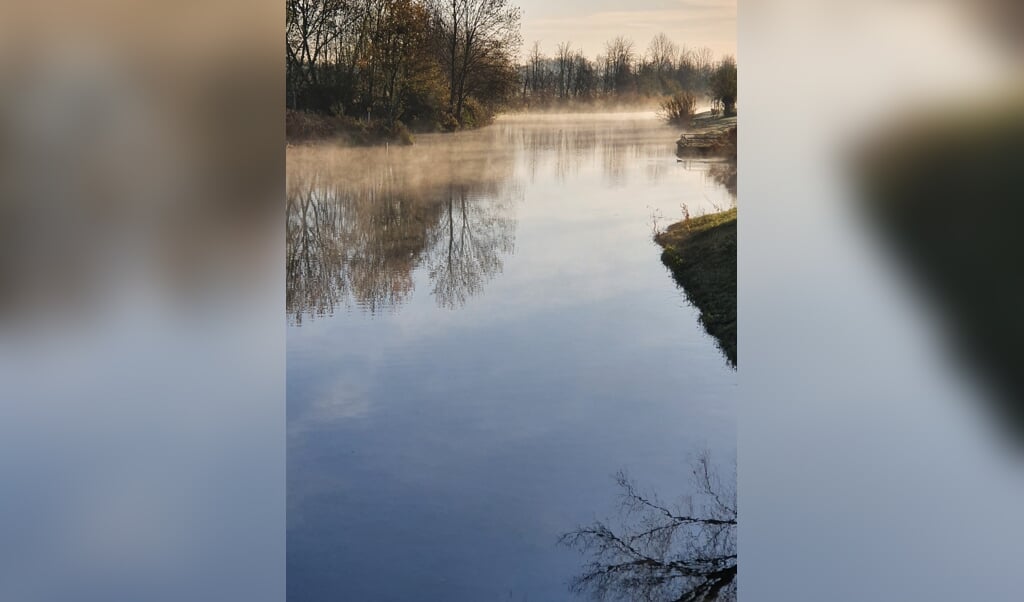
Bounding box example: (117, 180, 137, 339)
(655, 207, 737, 366)
(286, 110, 416, 146)
(285, 105, 502, 146)
(676, 115, 736, 157)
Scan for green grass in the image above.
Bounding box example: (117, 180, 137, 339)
(654, 207, 736, 366)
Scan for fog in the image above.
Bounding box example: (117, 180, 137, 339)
(286, 110, 734, 324)
(499, 98, 718, 117)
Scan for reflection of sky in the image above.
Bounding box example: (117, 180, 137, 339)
(288, 113, 736, 601)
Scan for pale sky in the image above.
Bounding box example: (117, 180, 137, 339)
(516, 0, 736, 61)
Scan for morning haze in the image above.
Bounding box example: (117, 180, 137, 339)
(287, 0, 738, 599)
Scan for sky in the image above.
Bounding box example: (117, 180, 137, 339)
(515, 0, 736, 61)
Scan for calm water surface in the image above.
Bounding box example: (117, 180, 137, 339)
(287, 112, 736, 601)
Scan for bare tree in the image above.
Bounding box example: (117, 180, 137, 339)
(692, 46, 715, 84)
(524, 41, 551, 100)
(286, 0, 349, 106)
(560, 452, 737, 602)
(556, 41, 574, 99)
(429, 0, 522, 123)
(602, 36, 636, 95)
(571, 50, 597, 98)
(647, 32, 678, 75)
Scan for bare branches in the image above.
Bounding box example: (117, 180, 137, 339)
(647, 33, 679, 75)
(513, 34, 734, 108)
(429, 0, 521, 121)
(659, 91, 698, 126)
(560, 455, 737, 602)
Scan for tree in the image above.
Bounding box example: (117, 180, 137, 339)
(560, 452, 737, 602)
(674, 46, 701, 92)
(556, 41, 574, 99)
(603, 36, 636, 95)
(710, 56, 737, 116)
(524, 41, 552, 101)
(571, 51, 598, 99)
(286, 0, 349, 109)
(285, 0, 488, 131)
(692, 46, 715, 85)
(428, 0, 522, 124)
(647, 33, 678, 75)
(374, 0, 447, 126)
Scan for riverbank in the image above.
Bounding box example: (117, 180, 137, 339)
(655, 207, 737, 366)
(286, 110, 416, 146)
(676, 113, 737, 157)
(286, 104, 695, 146)
(285, 105, 507, 146)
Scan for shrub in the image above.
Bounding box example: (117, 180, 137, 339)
(438, 111, 460, 132)
(459, 97, 494, 129)
(379, 121, 414, 145)
(285, 109, 336, 140)
(659, 91, 698, 126)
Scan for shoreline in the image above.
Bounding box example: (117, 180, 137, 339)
(655, 207, 737, 366)
(286, 105, 688, 146)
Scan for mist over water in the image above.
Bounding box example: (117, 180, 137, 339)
(287, 111, 735, 601)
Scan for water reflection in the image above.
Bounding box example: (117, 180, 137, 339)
(561, 452, 737, 602)
(500, 116, 688, 188)
(286, 143, 520, 322)
(288, 114, 737, 602)
(286, 113, 735, 325)
(707, 160, 737, 198)
(427, 187, 516, 309)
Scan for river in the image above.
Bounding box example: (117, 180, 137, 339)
(286, 111, 736, 601)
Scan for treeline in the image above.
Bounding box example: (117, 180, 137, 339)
(286, 0, 522, 134)
(286, 1, 737, 140)
(516, 35, 737, 115)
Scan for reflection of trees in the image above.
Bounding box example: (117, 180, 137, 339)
(286, 171, 435, 322)
(503, 122, 599, 183)
(706, 160, 737, 198)
(286, 118, 733, 324)
(286, 145, 519, 323)
(561, 452, 736, 602)
(427, 185, 516, 309)
(600, 139, 629, 186)
(500, 118, 675, 186)
(287, 178, 349, 323)
(674, 158, 737, 203)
